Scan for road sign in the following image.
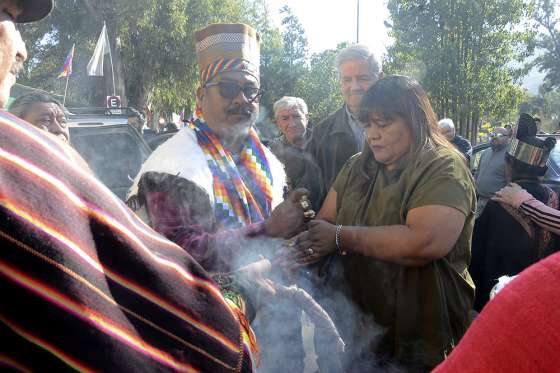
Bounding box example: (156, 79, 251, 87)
(106, 95, 121, 108)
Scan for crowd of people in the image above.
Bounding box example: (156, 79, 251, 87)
(1, 1, 560, 372)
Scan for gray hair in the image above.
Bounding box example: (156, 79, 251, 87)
(273, 96, 308, 119)
(9, 91, 66, 119)
(438, 118, 455, 131)
(335, 44, 381, 77)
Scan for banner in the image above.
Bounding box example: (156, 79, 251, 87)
(87, 23, 110, 76)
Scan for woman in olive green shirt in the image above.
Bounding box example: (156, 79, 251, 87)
(294, 76, 476, 370)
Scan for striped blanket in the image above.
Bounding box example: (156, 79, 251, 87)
(0, 111, 253, 372)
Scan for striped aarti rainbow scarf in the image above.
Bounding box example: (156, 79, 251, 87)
(188, 110, 273, 228)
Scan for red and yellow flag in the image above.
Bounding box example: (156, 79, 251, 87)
(58, 44, 75, 78)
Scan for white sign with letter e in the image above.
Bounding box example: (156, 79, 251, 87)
(107, 95, 121, 108)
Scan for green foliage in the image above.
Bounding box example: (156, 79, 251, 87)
(533, 0, 560, 90)
(520, 88, 560, 132)
(385, 0, 534, 142)
(294, 44, 346, 124)
(258, 5, 309, 112)
(17, 0, 345, 131)
(19, 0, 257, 111)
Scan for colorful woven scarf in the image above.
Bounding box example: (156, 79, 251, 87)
(188, 109, 273, 228)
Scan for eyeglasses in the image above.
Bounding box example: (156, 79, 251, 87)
(489, 132, 507, 139)
(205, 81, 264, 103)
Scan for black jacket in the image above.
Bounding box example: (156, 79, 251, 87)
(470, 181, 560, 311)
(306, 105, 362, 206)
(269, 134, 325, 211)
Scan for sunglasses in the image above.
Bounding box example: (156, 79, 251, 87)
(489, 132, 507, 139)
(205, 81, 264, 103)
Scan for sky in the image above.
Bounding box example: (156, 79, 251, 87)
(264, 0, 553, 93)
(266, 0, 392, 60)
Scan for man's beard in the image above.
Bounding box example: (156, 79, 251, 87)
(221, 105, 258, 151)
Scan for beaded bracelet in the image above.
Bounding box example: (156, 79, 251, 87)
(335, 224, 347, 256)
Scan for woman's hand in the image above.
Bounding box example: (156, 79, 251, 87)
(492, 183, 533, 209)
(308, 220, 337, 256)
(288, 220, 338, 267)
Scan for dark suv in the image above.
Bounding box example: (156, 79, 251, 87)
(67, 108, 152, 200)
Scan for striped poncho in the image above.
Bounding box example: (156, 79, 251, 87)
(0, 110, 253, 372)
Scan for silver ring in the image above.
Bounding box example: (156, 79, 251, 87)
(304, 210, 316, 219)
(307, 248, 314, 255)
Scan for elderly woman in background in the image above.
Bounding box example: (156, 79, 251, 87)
(294, 76, 476, 371)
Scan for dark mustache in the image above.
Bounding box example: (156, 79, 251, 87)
(226, 105, 253, 116)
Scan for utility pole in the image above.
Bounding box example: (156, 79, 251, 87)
(356, 0, 360, 43)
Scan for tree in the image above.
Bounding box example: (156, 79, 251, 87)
(533, 0, 560, 90)
(385, 0, 533, 143)
(258, 5, 309, 112)
(18, 0, 345, 133)
(520, 87, 560, 132)
(18, 0, 257, 112)
(280, 6, 308, 77)
(294, 44, 346, 124)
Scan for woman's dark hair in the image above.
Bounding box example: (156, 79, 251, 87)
(9, 91, 66, 119)
(355, 75, 461, 183)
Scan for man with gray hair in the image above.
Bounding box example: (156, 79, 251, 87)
(307, 44, 382, 206)
(272, 96, 309, 148)
(438, 117, 472, 160)
(270, 96, 325, 210)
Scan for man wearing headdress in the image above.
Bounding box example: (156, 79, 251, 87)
(1, 3, 255, 372)
(128, 23, 310, 372)
(129, 23, 309, 268)
(470, 113, 560, 311)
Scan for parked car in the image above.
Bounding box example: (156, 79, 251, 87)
(146, 131, 178, 150)
(470, 134, 560, 185)
(67, 108, 152, 200)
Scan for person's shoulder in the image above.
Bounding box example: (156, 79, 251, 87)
(335, 152, 362, 178)
(481, 146, 492, 155)
(417, 145, 472, 180)
(455, 135, 472, 147)
(128, 127, 210, 198)
(344, 153, 362, 169)
(423, 145, 465, 165)
(268, 136, 283, 149)
(314, 106, 346, 134)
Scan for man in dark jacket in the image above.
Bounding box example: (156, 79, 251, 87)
(438, 118, 472, 161)
(307, 45, 381, 206)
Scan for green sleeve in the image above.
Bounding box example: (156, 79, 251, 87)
(407, 150, 475, 217)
